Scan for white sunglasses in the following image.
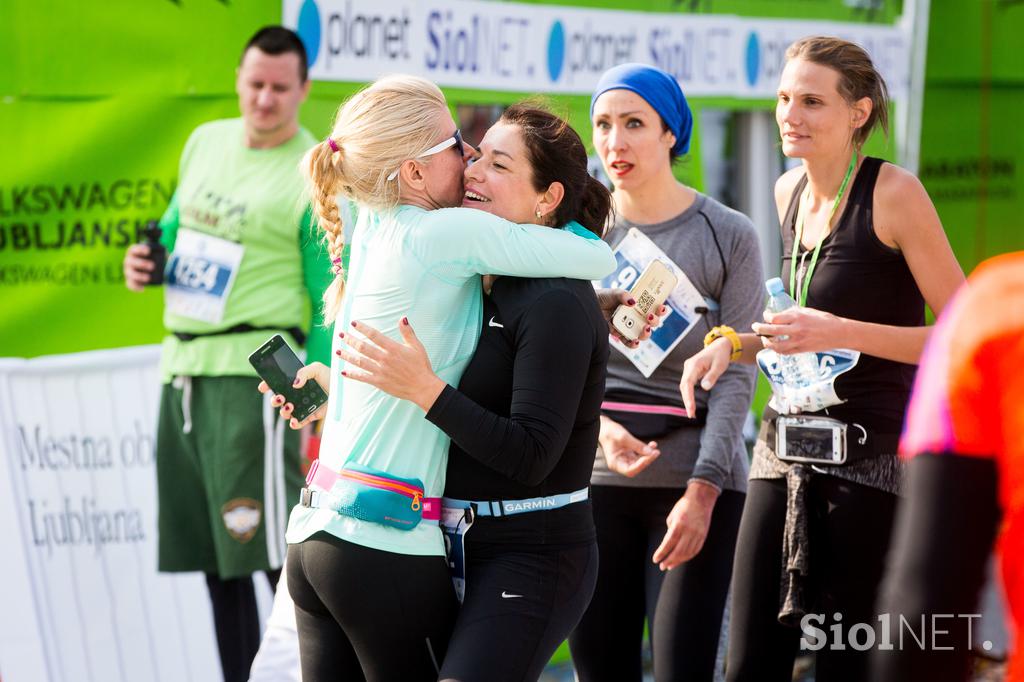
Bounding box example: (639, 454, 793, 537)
(386, 129, 465, 182)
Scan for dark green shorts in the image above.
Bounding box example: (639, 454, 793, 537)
(156, 375, 303, 578)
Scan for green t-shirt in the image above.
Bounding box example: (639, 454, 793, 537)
(285, 204, 616, 556)
(157, 118, 332, 381)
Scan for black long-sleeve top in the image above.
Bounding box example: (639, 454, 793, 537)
(425, 276, 608, 547)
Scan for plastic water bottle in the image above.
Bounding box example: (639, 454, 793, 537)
(764, 278, 820, 386)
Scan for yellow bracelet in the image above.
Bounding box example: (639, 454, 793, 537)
(703, 325, 742, 361)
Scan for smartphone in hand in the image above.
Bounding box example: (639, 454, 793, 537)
(248, 334, 328, 422)
(612, 260, 678, 342)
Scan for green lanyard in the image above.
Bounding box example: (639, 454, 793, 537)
(789, 153, 858, 307)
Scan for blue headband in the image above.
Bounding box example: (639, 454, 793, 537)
(590, 63, 693, 157)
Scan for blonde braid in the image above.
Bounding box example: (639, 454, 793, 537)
(302, 75, 455, 322)
(304, 140, 347, 323)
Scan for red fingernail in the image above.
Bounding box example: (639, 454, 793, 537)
(645, 326, 652, 333)
(647, 313, 655, 321)
(351, 321, 358, 328)
(627, 298, 636, 306)
(402, 316, 409, 326)
(341, 370, 348, 376)
(338, 332, 345, 338)
(293, 379, 301, 386)
(335, 349, 341, 356)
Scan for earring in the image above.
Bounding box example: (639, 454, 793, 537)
(535, 209, 543, 219)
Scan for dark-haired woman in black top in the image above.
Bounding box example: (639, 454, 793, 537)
(681, 37, 964, 682)
(336, 104, 619, 681)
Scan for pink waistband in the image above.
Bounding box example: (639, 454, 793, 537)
(305, 459, 442, 522)
(601, 400, 689, 418)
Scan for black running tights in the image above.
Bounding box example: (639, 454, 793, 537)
(287, 532, 458, 682)
(205, 568, 280, 682)
(726, 476, 898, 682)
(569, 485, 745, 682)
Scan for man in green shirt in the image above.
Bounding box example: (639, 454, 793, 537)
(122, 26, 331, 682)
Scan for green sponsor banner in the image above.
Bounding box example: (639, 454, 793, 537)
(918, 88, 1024, 272)
(3, 0, 1018, 360)
(926, 0, 1024, 83)
(1, 98, 234, 357)
(919, 1, 1024, 272)
(1, 1, 276, 358)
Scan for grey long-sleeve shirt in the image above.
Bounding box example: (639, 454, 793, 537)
(592, 192, 763, 492)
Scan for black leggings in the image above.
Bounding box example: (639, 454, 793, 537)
(287, 532, 458, 682)
(726, 476, 898, 682)
(439, 540, 599, 682)
(569, 485, 745, 682)
(205, 569, 279, 682)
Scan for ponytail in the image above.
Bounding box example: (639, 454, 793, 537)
(303, 140, 347, 323)
(578, 174, 614, 238)
(302, 75, 453, 323)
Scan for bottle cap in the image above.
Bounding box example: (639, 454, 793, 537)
(143, 220, 162, 241)
(765, 277, 785, 296)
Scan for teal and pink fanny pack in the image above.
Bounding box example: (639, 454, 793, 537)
(300, 459, 441, 531)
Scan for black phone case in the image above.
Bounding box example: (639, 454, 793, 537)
(248, 337, 328, 422)
(283, 382, 328, 422)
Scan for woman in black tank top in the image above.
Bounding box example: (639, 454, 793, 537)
(681, 37, 964, 682)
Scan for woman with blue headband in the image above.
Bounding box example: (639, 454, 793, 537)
(568, 63, 764, 681)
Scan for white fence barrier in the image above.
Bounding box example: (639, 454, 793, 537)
(0, 346, 221, 682)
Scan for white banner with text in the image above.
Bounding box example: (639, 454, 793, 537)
(0, 347, 221, 682)
(284, 0, 909, 100)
